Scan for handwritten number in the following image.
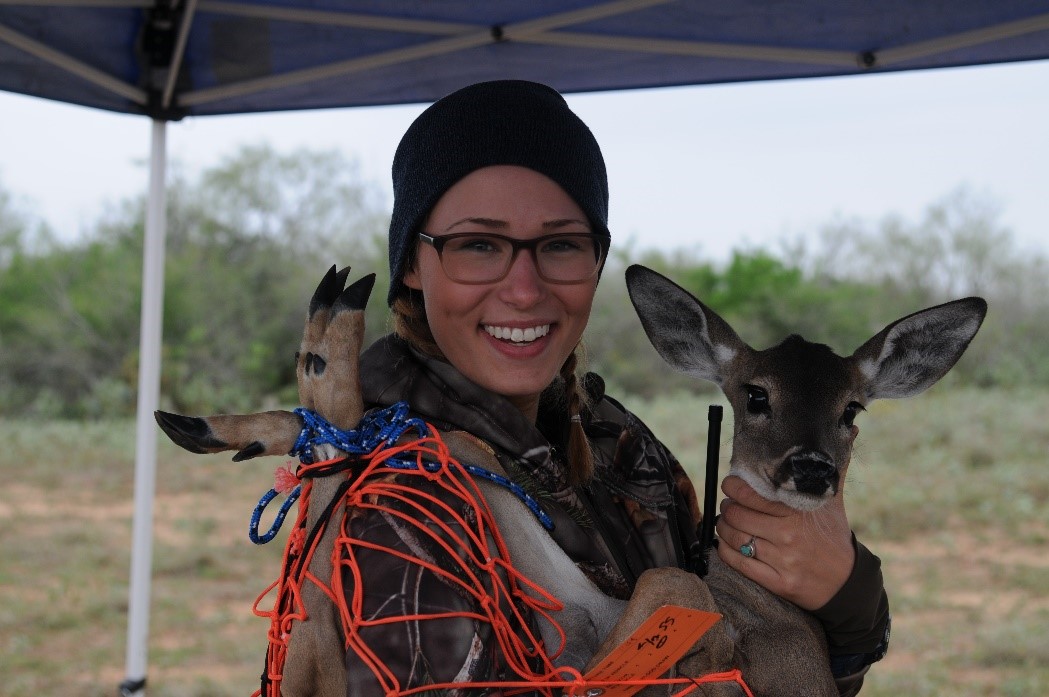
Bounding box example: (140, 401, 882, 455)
(636, 633, 669, 651)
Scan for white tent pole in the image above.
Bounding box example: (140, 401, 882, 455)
(122, 118, 168, 697)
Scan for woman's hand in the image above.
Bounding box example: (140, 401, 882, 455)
(715, 475, 855, 611)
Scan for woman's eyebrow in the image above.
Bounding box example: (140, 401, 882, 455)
(542, 218, 590, 230)
(442, 217, 590, 231)
(444, 217, 508, 231)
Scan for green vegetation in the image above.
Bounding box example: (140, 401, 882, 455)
(0, 146, 392, 418)
(2, 150, 1048, 418)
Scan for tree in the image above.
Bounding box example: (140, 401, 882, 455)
(0, 146, 391, 417)
(4, 163, 1046, 418)
(153, 145, 391, 413)
(799, 185, 1049, 386)
(0, 177, 79, 415)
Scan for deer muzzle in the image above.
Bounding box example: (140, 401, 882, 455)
(783, 451, 838, 497)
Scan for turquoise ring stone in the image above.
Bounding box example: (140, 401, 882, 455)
(740, 537, 757, 558)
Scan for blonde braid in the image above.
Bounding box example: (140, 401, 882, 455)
(562, 347, 594, 486)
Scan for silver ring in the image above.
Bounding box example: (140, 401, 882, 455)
(740, 536, 757, 559)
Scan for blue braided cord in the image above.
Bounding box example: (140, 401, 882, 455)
(249, 484, 302, 544)
(289, 402, 429, 463)
(379, 456, 554, 531)
(464, 463, 554, 531)
(249, 401, 552, 544)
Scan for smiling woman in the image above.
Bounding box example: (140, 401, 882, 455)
(334, 79, 892, 696)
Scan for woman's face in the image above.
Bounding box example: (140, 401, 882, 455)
(403, 165, 600, 419)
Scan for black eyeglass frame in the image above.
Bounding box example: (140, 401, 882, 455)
(417, 231, 608, 285)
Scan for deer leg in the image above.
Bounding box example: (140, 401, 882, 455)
(280, 582, 347, 697)
(282, 271, 376, 697)
(588, 567, 738, 697)
(154, 410, 303, 461)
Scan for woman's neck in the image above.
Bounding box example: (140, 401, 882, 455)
(506, 393, 540, 424)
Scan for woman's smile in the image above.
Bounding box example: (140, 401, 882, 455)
(483, 323, 551, 344)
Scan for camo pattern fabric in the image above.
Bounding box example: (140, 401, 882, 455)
(341, 334, 703, 694)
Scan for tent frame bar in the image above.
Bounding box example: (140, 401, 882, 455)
(0, 0, 146, 6)
(0, 19, 147, 103)
(528, 30, 855, 66)
(200, 0, 472, 35)
(877, 11, 1049, 66)
(180, 0, 671, 106)
(161, 0, 199, 109)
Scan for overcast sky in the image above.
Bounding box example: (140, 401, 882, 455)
(1, 58, 1046, 264)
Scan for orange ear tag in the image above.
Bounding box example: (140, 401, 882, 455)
(571, 606, 723, 697)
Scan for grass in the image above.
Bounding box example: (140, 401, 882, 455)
(2, 386, 1047, 695)
(0, 418, 275, 696)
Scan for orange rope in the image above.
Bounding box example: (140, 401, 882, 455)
(251, 427, 754, 697)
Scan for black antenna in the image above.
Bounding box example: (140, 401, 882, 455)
(697, 405, 722, 577)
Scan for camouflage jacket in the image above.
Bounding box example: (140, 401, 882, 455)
(343, 334, 886, 695)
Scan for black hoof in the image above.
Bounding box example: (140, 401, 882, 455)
(154, 410, 228, 454)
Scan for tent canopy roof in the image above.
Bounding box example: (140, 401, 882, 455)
(2, 0, 1048, 120)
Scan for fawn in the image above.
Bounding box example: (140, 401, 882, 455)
(624, 263, 986, 695)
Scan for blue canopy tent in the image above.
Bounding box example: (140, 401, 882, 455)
(3, 1, 1049, 117)
(2, 2, 1047, 695)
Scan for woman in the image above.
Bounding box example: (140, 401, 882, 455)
(351, 79, 889, 695)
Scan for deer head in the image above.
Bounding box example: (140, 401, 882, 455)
(625, 264, 987, 511)
(154, 265, 376, 462)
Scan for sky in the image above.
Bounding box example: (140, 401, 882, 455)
(1, 58, 1047, 264)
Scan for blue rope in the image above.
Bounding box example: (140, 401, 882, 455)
(378, 456, 554, 531)
(249, 485, 301, 544)
(248, 401, 553, 545)
(289, 402, 429, 462)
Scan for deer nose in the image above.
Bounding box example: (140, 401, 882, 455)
(789, 453, 838, 495)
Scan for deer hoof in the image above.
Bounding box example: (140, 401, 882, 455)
(154, 411, 227, 454)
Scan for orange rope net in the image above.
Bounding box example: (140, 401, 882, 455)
(251, 427, 753, 697)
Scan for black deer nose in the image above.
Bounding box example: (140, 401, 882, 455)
(790, 455, 838, 495)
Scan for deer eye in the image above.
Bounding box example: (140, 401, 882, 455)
(842, 401, 864, 427)
(745, 385, 771, 415)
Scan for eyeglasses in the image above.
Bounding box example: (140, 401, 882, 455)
(418, 232, 606, 284)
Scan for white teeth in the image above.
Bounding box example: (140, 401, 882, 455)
(485, 324, 550, 343)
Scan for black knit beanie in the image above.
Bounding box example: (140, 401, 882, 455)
(386, 79, 609, 305)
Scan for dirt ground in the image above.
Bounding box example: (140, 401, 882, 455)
(3, 410, 1047, 697)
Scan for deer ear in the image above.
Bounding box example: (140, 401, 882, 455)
(625, 264, 746, 386)
(852, 297, 987, 400)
